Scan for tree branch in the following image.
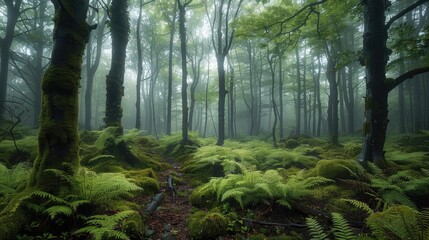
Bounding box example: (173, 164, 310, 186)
(385, 0, 429, 30)
(387, 66, 429, 92)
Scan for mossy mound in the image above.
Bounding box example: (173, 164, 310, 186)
(0, 136, 38, 166)
(257, 149, 318, 170)
(315, 159, 366, 180)
(158, 132, 202, 160)
(80, 127, 163, 171)
(189, 185, 217, 208)
(124, 169, 160, 195)
(183, 145, 257, 178)
(188, 210, 229, 240)
(395, 131, 429, 152)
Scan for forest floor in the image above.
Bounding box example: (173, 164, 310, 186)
(137, 157, 193, 240)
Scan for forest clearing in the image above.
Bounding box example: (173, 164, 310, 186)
(1, 0, 429, 239)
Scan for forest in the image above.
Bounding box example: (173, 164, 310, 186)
(0, 0, 429, 239)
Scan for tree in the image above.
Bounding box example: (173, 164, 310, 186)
(206, 0, 244, 146)
(28, 0, 93, 192)
(104, 0, 130, 130)
(177, 0, 192, 143)
(0, 0, 23, 119)
(85, 0, 109, 130)
(358, 0, 429, 165)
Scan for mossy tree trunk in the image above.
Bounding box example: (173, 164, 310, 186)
(104, 0, 129, 130)
(28, 0, 92, 193)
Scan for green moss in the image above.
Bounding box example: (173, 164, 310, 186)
(188, 210, 229, 240)
(315, 159, 366, 180)
(123, 169, 159, 195)
(0, 209, 29, 239)
(0, 136, 38, 165)
(158, 132, 202, 159)
(284, 139, 299, 149)
(189, 185, 217, 208)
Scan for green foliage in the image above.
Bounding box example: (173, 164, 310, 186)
(0, 163, 30, 198)
(306, 212, 354, 240)
(256, 149, 318, 170)
(366, 205, 426, 240)
(74, 210, 137, 240)
(72, 169, 143, 205)
(188, 210, 229, 240)
(341, 199, 374, 215)
(190, 184, 217, 208)
(123, 169, 160, 195)
(183, 145, 257, 178)
(331, 212, 355, 240)
(200, 169, 333, 209)
(306, 217, 328, 240)
(0, 136, 38, 165)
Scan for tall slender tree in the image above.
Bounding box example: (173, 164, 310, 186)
(0, 0, 23, 119)
(206, 0, 244, 146)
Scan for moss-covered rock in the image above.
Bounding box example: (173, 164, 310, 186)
(124, 169, 160, 195)
(315, 159, 366, 180)
(188, 210, 229, 240)
(284, 139, 299, 149)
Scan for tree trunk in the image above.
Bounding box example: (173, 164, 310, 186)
(217, 55, 227, 145)
(325, 47, 339, 145)
(0, 0, 23, 119)
(104, 0, 129, 130)
(178, 0, 189, 143)
(85, 1, 108, 130)
(28, 0, 91, 192)
(167, 0, 177, 135)
(278, 57, 284, 139)
(294, 46, 301, 135)
(135, 0, 144, 129)
(268, 56, 278, 147)
(358, 0, 389, 165)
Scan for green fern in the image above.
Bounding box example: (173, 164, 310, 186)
(74, 210, 136, 240)
(332, 212, 354, 240)
(0, 163, 30, 197)
(73, 170, 142, 205)
(306, 217, 329, 240)
(340, 199, 374, 215)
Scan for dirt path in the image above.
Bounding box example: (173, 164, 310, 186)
(141, 158, 193, 240)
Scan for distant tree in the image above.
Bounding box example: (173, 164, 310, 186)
(0, 0, 23, 119)
(104, 0, 129, 130)
(206, 0, 244, 146)
(85, 0, 109, 130)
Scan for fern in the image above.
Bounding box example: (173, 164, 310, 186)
(340, 199, 374, 215)
(306, 217, 328, 240)
(332, 212, 354, 240)
(74, 210, 136, 240)
(0, 163, 30, 197)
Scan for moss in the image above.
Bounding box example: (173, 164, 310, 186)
(0, 136, 38, 165)
(284, 139, 299, 149)
(0, 209, 29, 239)
(315, 159, 366, 180)
(123, 169, 159, 195)
(188, 210, 229, 240)
(189, 185, 217, 208)
(158, 132, 202, 160)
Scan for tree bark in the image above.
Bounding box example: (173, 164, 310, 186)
(294, 46, 301, 135)
(104, 0, 129, 130)
(28, 0, 91, 192)
(135, 0, 144, 129)
(178, 0, 189, 143)
(167, 0, 177, 135)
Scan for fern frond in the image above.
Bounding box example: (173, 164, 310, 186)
(74, 210, 135, 240)
(221, 188, 245, 208)
(387, 170, 416, 184)
(302, 176, 335, 188)
(31, 191, 68, 205)
(367, 162, 383, 177)
(45, 205, 73, 219)
(331, 212, 354, 240)
(418, 208, 429, 238)
(340, 199, 373, 215)
(306, 217, 328, 240)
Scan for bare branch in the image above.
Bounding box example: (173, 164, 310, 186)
(385, 0, 429, 30)
(387, 66, 429, 92)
